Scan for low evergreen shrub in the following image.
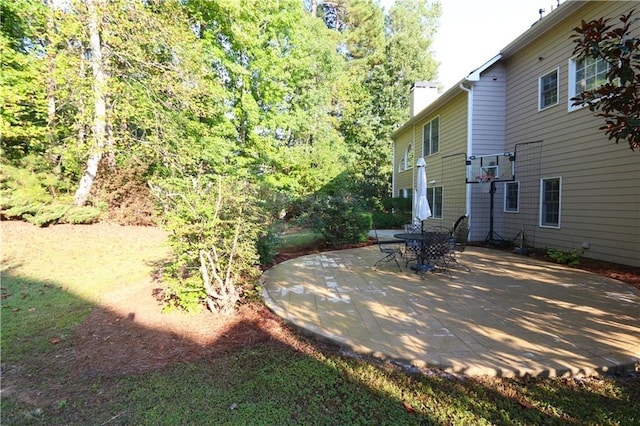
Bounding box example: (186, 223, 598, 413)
(546, 248, 581, 266)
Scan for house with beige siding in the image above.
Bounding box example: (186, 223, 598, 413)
(392, 0, 640, 267)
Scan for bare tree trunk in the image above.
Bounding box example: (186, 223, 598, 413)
(46, 2, 59, 165)
(74, 0, 107, 206)
(77, 43, 87, 148)
(105, 88, 116, 168)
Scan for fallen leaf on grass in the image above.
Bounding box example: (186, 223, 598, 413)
(518, 400, 534, 409)
(402, 401, 416, 413)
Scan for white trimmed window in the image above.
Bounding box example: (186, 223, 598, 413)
(422, 117, 439, 156)
(427, 186, 442, 218)
(540, 177, 561, 228)
(399, 143, 413, 172)
(504, 181, 519, 213)
(399, 188, 412, 198)
(539, 68, 559, 110)
(568, 55, 609, 111)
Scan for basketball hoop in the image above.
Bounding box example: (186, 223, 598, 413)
(476, 175, 494, 193)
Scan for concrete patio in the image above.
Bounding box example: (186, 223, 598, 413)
(261, 242, 640, 378)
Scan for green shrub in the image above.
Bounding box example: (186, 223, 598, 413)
(546, 248, 581, 266)
(0, 163, 102, 226)
(23, 204, 71, 226)
(150, 175, 265, 313)
(0, 164, 51, 217)
(305, 195, 371, 247)
(372, 197, 412, 228)
(256, 223, 283, 266)
(62, 205, 102, 224)
(372, 211, 408, 228)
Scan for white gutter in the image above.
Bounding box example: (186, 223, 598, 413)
(459, 82, 473, 219)
(412, 125, 417, 219)
(391, 137, 396, 198)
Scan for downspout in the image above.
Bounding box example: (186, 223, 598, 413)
(459, 82, 473, 225)
(392, 136, 396, 199)
(412, 125, 417, 220)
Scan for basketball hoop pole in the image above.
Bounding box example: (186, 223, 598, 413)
(466, 152, 516, 244)
(485, 179, 506, 243)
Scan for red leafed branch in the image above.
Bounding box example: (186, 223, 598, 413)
(571, 10, 640, 151)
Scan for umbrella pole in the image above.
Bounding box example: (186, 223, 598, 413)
(421, 220, 424, 268)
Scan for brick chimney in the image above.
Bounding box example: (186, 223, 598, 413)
(410, 81, 439, 117)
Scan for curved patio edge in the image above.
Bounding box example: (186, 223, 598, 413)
(260, 245, 640, 378)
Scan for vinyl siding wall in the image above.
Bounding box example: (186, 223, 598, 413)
(393, 92, 468, 229)
(472, 63, 507, 155)
(503, 1, 640, 266)
(468, 63, 508, 241)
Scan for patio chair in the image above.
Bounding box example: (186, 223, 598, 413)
(448, 215, 470, 271)
(421, 229, 452, 275)
(373, 228, 402, 271)
(401, 222, 422, 267)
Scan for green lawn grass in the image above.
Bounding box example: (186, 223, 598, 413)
(277, 227, 326, 250)
(2, 222, 639, 425)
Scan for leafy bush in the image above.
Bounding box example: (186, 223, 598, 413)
(150, 175, 266, 313)
(256, 222, 283, 266)
(546, 248, 581, 266)
(370, 197, 412, 228)
(305, 195, 372, 247)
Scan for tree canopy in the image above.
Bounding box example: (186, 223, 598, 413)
(1, 0, 442, 311)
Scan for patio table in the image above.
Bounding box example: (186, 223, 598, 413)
(393, 232, 441, 272)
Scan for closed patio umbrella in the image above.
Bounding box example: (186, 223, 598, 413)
(412, 158, 433, 272)
(415, 157, 432, 227)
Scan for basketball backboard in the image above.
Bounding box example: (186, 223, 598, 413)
(466, 152, 515, 184)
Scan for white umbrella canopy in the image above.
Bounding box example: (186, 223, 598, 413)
(414, 158, 432, 226)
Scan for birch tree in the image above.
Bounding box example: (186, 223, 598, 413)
(74, 0, 106, 206)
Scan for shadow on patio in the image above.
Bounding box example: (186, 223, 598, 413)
(261, 245, 640, 378)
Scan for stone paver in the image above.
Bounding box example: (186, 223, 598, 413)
(261, 244, 640, 377)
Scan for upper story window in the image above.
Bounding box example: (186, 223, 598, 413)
(540, 177, 561, 228)
(398, 143, 414, 172)
(539, 68, 559, 110)
(422, 117, 439, 156)
(568, 55, 609, 111)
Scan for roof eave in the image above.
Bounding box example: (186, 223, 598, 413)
(392, 1, 587, 140)
(500, 0, 585, 58)
(391, 84, 464, 138)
